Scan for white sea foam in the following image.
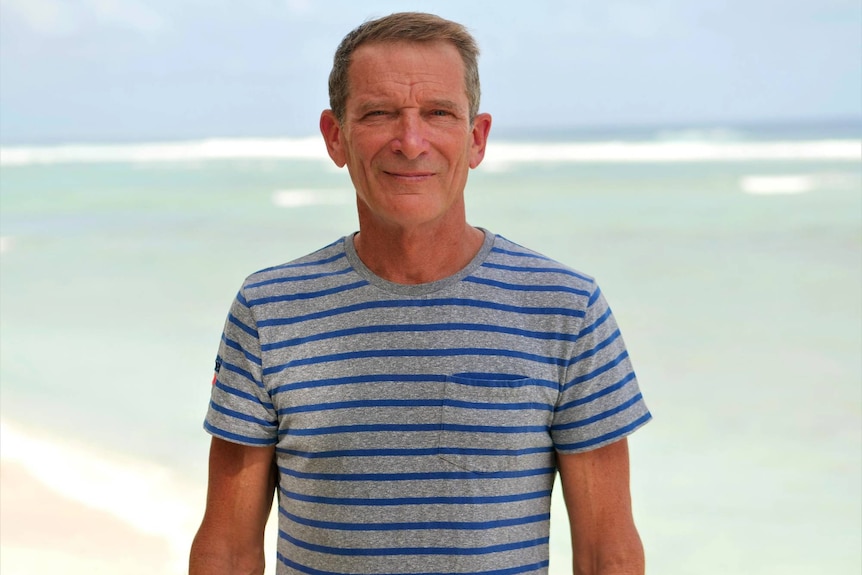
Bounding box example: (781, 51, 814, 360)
(481, 139, 861, 169)
(0, 137, 328, 166)
(740, 172, 860, 195)
(0, 422, 204, 573)
(1, 137, 859, 166)
(272, 189, 352, 208)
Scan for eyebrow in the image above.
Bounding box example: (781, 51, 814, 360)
(425, 98, 461, 111)
(354, 98, 464, 115)
(356, 101, 389, 115)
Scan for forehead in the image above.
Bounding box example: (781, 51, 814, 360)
(346, 41, 467, 103)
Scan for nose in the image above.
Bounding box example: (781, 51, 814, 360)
(390, 111, 427, 160)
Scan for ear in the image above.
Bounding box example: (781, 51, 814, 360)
(320, 109, 347, 167)
(468, 113, 492, 169)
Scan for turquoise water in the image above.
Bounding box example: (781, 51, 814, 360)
(1, 125, 860, 573)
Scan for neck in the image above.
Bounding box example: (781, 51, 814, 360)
(353, 222, 485, 284)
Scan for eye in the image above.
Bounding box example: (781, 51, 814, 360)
(431, 110, 451, 117)
(363, 110, 388, 118)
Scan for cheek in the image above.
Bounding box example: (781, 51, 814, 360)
(350, 148, 382, 176)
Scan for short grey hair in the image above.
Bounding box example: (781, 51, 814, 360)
(327, 12, 481, 124)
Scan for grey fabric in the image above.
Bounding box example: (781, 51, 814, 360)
(205, 229, 650, 574)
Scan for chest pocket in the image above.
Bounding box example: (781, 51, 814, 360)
(436, 373, 557, 473)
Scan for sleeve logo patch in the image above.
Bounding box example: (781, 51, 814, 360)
(212, 355, 223, 385)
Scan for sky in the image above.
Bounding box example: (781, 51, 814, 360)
(0, 0, 860, 144)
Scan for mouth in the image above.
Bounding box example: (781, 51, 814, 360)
(382, 170, 434, 180)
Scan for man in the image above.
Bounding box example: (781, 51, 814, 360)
(190, 12, 650, 575)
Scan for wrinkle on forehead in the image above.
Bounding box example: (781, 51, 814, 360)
(346, 43, 469, 115)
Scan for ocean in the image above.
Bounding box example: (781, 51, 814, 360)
(1, 121, 860, 574)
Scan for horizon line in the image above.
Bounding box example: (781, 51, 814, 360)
(1, 115, 859, 148)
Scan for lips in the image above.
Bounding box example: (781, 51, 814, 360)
(383, 170, 434, 178)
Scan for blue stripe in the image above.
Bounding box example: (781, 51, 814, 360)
(220, 359, 263, 388)
(213, 380, 274, 411)
(245, 267, 353, 289)
(279, 487, 552, 507)
(262, 321, 589, 352)
(449, 376, 559, 391)
(264, 347, 568, 377)
(227, 312, 258, 339)
(576, 306, 612, 338)
(437, 445, 553, 457)
(441, 424, 548, 434)
(279, 507, 549, 532)
(588, 285, 602, 306)
(257, 298, 585, 328)
(490, 245, 550, 261)
(280, 422, 548, 437)
(209, 400, 276, 428)
(278, 397, 554, 416)
(567, 329, 622, 366)
(236, 290, 251, 307)
(221, 334, 262, 366)
(481, 261, 592, 282)
(264, 249, 346, 272)
(277, 552, 548, 575)
(464, 276, 591, 297)
(563, 350, 629, 390)
(246, 280, 368, 307)
(203, 421, 275, 446)
(277, 445, 554, 459)
(551, 393, 643, 431)
(277, 466, 555, 482)
(272, 373, 447, 396)
(453, 372, 530, 382)
(557, 372, 637, 411)
(279, 529, 549, 557)
(555, 412, 652, 451)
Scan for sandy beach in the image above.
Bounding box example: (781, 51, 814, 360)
(0, 422, 290, 575)
(0, 423, 204, 575)
(1, 462, 175, 574)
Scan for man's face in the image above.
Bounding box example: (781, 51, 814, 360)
(320, 41, 491, 232)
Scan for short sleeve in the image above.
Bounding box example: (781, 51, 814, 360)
(551, 283, 651, 453)
(203, 287, 278, 446)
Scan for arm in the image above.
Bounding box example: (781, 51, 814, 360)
(557, 438, 645, 575)
(189, 437, 277, 575)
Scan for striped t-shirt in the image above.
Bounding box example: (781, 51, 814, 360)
(205, 229, 651, 575)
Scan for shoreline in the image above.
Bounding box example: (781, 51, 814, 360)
(0, 421, 204, 575)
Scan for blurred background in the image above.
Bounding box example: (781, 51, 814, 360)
(1, 1, 860, 574)
(2, 0, 861, 142)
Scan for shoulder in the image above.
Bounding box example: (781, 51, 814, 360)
(238, 237, 351, 298)
(486, 234, 598, 293)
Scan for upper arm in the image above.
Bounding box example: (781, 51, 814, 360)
(190, 437, 277, 575)
(557, 438, 644, 575)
